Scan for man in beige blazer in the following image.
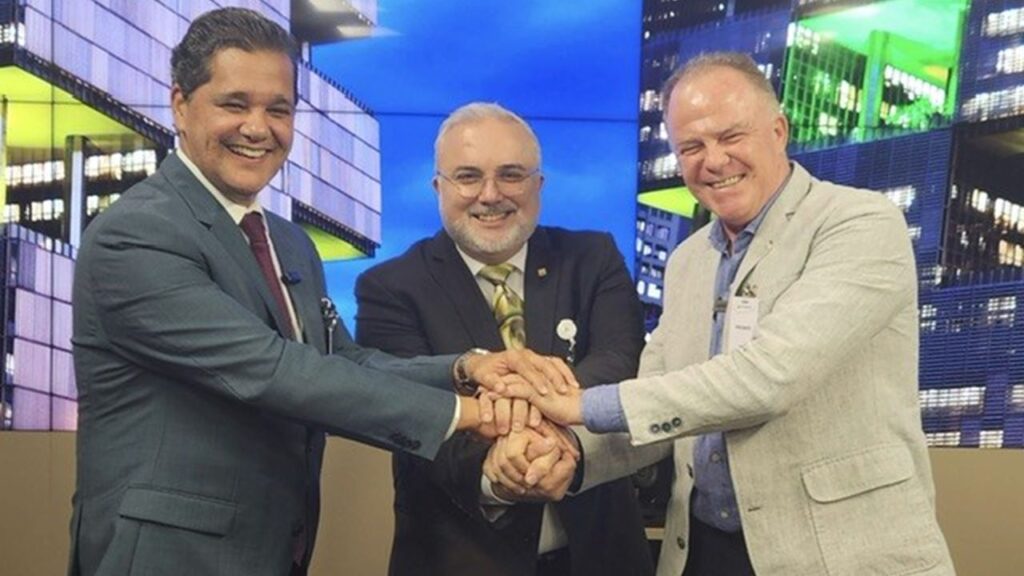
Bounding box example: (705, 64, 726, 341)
(492, 52, 955, 576)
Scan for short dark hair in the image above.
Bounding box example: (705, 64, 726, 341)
(171, 7, 299, 98)
(661, 51, 780, 114)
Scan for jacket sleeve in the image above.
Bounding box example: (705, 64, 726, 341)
(620, 194, 917, 445)
(355, 268, 494, 518)
(81, 208, 457, 458)
(571, 234, 646, 387)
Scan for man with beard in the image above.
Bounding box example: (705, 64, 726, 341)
(355, 102, 654, 576)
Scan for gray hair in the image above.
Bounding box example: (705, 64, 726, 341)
(171, 7, 298, 99)
(434, 102, 542, 169)
(661, 51, 781, 114)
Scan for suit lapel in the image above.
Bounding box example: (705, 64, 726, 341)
(732, 165, 813, 294)
(266, 214, 327, 353)
(160, 154, 299, 342)
(523, 229, 557, 355)
(691, 233, 719, 360)
(426, 232, 505, 351)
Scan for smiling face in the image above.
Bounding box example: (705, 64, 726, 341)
(434, 117, 543, 264)
(172, 47, 294, 206)
(665, 66, 791, 239)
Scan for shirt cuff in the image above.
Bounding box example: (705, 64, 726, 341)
(480, 474, 516, 506)
(582, 384, 629, 433)
(444, 396, 461, 441)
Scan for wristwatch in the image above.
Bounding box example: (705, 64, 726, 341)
(452, 348, 490, 395)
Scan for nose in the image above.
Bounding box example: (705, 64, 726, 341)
(239, 112, 270, 140)
(477, 175, 504, 203)
(703, 143, 729, 172)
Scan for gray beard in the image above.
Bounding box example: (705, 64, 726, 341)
(445, 216, 536, 260)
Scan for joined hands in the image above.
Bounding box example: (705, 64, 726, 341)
(452, 348, 587, 501)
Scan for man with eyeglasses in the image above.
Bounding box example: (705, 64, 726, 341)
(355, 102, 654, 576)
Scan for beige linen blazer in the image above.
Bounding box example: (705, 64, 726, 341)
(619, 163, 955, 576)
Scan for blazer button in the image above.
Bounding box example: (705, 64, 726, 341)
(649, 424, 661, 434)
(671, 417, 682, 428)
(676, 536, 686, 550)
(661, 422, 672, 433)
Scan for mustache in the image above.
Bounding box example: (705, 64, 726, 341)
(468, 203, 517, 216)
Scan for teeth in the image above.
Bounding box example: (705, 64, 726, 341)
(711, 175, 743, 189)
(475, 213, 509, 222)
(228, 146, 268, 159)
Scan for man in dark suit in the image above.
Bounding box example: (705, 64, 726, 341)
(355, 102, 654, 576)
(70, 10, 570, 576)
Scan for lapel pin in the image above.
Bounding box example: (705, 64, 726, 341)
(537, 267, 548, 278)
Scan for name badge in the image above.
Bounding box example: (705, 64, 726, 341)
(723, 296, 759, 352)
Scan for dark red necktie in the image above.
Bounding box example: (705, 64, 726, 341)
(239, 212, 294, 339)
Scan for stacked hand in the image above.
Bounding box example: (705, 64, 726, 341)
(483, 419, 579, 502)
(452, 348, 588, 502)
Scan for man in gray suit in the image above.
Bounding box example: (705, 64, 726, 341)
(69, 8, 572, 576)
(495, 52, 955, 576)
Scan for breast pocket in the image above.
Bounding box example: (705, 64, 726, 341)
(801, 444, 946, 576)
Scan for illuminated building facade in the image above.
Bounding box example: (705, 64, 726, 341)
(637, 0, 1024, 448)
(0, 0, 381, 430)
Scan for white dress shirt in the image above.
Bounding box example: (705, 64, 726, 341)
(454, 244, 569, 555)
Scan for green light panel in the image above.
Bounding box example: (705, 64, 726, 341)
(638, 186, 699, 219)
(783, 0, 968, 145)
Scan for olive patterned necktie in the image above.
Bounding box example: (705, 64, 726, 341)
(478, 263, 526, 350)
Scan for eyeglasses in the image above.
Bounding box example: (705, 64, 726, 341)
(436, 167, 541, 198)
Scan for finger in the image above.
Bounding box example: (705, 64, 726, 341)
(500, 381, 536, 401)
(531, 420, 579, 461)
(532, 356, 576, 394)
(510, 399, 530, 432)
(552, 425, 581, 460)
(524, 447, 561, 486)
(494, 398, 511, 435)
(508, 350, 549, 396)
(525, 428, 559, 461)
(495, 438, 527, 489)
(484, 371, 508, 394)
(476, 393, 494, 424)
(482, 448, 500, 484)
(528, 404, 543, 428)
(537, 454, 576, 498)
(504, 430, 537, 477)
(548, 357, 580, 389)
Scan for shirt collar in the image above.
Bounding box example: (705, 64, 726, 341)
(175, 149, 263, 225)
(455, 240, 529, 278)
(709, 163, 793, 254)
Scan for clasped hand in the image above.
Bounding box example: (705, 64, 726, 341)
(456, 349, 587, 501)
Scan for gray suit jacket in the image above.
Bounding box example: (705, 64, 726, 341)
(70, 154, 458, 576)
(620, 164, 955, 576)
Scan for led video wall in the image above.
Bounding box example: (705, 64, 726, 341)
(637, 0, 1024, 448)
(0, 0, 386, 430)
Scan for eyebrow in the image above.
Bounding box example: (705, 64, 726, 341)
(452, 162, 531, 172)
(678, 121, 752, 146)
(215, 92, 294, 107)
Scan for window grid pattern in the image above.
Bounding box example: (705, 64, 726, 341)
(959, 0, 1024, 123)
(15, 0, 381, 242)
(1, 225, 76, 431)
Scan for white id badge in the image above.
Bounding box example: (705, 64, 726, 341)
(723, 296, 759, 352)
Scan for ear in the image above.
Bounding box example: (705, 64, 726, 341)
(171, 85, 188, 134)
(432, 175, 441, 195)
(772, 112, 789, 150)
